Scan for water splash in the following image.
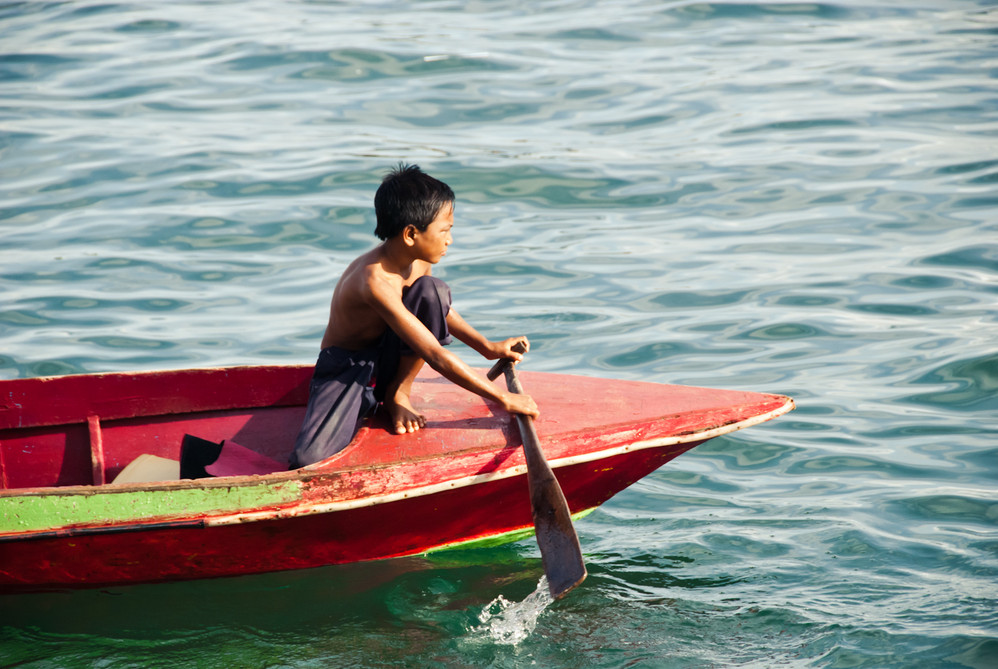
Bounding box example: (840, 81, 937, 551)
(475, 577, 554, 646)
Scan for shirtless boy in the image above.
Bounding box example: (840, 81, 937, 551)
(290, 164, 539, 468)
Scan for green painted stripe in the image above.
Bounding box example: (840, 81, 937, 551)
(424, 526, 537, 553)
(0, 480, 302, 534)
(422, 507, 597, 554)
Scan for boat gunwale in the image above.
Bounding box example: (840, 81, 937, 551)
(0, 364, 314, 432)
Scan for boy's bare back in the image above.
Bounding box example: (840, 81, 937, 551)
(320, 246, 432, 352)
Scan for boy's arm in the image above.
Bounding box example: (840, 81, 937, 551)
(447, 308, 529, 362)
(366, 278, 538, 417)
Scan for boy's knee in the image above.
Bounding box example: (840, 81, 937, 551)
(399, 276, 452, 352)
(405, 276, 451, 315)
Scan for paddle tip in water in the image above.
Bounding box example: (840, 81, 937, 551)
(549, 570, 587, 600)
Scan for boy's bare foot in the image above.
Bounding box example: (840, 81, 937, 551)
(386, 394, 427, 434)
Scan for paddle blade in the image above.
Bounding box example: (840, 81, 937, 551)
(517, 415, 588, 599)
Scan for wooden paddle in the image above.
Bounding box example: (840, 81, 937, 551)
(488, 346, 587, 599)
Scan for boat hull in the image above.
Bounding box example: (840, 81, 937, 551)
(0, 439, 702, 591)
(0, 365, 793, 592)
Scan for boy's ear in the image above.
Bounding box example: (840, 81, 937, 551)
(401, 224, 417, 246)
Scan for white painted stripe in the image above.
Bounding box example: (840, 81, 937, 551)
(205, 398, 794, 527)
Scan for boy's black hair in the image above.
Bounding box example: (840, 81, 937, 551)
(374, 163, 455, 241)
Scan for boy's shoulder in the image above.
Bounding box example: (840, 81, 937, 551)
(344, 246, 381, 275)
(341, 248, 388, 293)
(339, 245, 433, 309)
(340, 247, 408, 300)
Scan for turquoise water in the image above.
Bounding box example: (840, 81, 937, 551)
(2, 0, 996, 666)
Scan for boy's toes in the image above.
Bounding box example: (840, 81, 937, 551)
(394, 418, 421, 434)
(389, 403, 426, 435)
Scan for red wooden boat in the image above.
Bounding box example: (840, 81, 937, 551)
(0, 365, 793, 593)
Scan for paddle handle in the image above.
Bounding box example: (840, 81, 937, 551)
(486, 357, 508, 382)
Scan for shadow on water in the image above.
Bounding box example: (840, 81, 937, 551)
(0, 546, 575, 667)
(0, 546, 546, 637)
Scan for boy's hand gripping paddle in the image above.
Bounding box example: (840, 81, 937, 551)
(487, 345, 587, 599)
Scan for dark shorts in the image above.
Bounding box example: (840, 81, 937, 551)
(289, 275, 452, 468)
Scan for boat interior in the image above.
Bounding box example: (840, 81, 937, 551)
(0, 403, 306, 490)
(0, 366, 313, 491)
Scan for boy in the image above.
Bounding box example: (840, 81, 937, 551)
(290, 164, 539, 468)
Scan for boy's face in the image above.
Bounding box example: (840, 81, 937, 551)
(412, 203, 454, 264)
